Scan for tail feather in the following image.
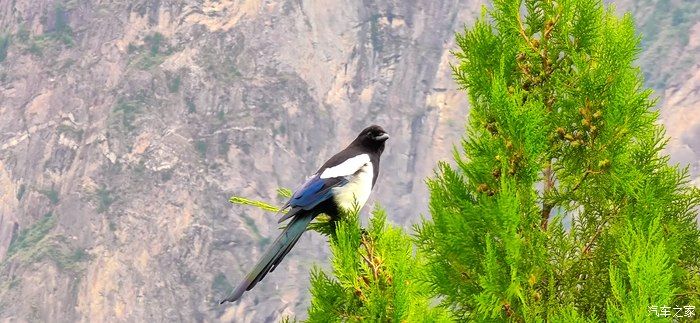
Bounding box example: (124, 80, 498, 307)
(269, 230, 304, 273)
(220, 212, 315, 304)
(277, 206, 302, 223)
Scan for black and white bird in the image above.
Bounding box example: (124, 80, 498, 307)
(221, 125, 389, 304)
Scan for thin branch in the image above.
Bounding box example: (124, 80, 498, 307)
(581, 219, 607, 255)
(229, 196, 280, 212)
(581, 201, 622, 255)
(541, 164, 555, 230)
(570, 169, 603, 193)
(516, 14, 539, 54)
(360, 253, 374, 278)
(570, 171, 590, 193)
(360, 233, 381, 281)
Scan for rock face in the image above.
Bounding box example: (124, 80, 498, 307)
(0, 0, 696, 321)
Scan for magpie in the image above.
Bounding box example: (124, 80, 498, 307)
(220, 125, 389, 304)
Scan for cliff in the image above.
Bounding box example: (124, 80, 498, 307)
(0, 0, 697, 321)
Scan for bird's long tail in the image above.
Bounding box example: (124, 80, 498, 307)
(220, 212, 315, 304)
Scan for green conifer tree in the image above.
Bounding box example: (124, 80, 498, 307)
(416, 0, 700, 321)
(306, 207, 452, 322)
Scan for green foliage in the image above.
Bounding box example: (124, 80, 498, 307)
(417, 0, 700, 321)
(131, 160, 147, 176)
(277, 187, 292, 199)
(40, 188, 60, 205)
(16, 184, 26, 201)
(186, 98, 196, 114)
(26, 35, 49, 56)
(130, 32, 171, 70)
(606, 217, 673, 321)
(307, 207, 453, 322)
(369, 15, 383, 53)
(195, 140, 208, 159)
(144, 33, 164, 55)
(212, 272, 234, 295)
(160, 169, 173, 182)
(198, 47, 241, 82)
(168, 74, 181, 93)
(229, 196, 279, 213)
(4, 214, 91, 271)
(6, 214, 56, 259)
(128, 43, 138, 54)
(134, 53, 167, 70)
(112, 98, 142, 131)
(218, 134, 231, 157)
(57, 124, 84, 140)
(16, 25, 30, 43)
(96, 185, 115, 213)
(39, 242, 91, 271)
(51, 4, 74, 46)
(19, 4, 74, 57)
(0, 33, 9, 62)
(238, 212, 262, 240)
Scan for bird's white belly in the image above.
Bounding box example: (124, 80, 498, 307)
(332, 162, 373, 212)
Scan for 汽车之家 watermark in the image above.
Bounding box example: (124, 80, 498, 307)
(649, 305, 695, 318)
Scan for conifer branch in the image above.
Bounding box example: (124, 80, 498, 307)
(581, 219, 606, 255)
(570, 169, 603, 192)
(516, 14, 539, 54)
(581, 202, 621, 255)
(229, 196, 280, 212)
(360, 232, 383, 282)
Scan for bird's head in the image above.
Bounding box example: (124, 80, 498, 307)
(354, 125, 389, 154)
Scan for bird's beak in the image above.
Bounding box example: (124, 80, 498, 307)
(375, 133, 389, 141)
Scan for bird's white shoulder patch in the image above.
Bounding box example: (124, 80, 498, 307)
(320, 154, 370, 179)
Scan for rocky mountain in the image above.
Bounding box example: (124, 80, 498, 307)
(0, 0, 697, 322)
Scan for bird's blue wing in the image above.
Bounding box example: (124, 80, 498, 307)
(277, 174, 347, 223)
